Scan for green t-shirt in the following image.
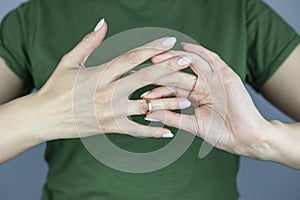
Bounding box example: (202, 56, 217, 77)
(0, 0, 299, 199)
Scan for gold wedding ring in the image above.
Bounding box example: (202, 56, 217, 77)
(145, 99, 152, 113)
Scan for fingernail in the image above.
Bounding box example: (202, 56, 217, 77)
(178, 56, 192, 66)
(179, 99, 191, 109)
(94, 18, 105, 32)
(162, 37, 177, 47)
(144, 117, 160, 122)
(162, 132, 174, 138)
(141, 91, 151, 98)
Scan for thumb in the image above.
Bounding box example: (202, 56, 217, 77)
(61, 18, 107, 68)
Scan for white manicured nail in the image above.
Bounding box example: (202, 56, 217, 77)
(94, 18, 105, 32)
(178, 56, 192, 66)
(144, 117, 160, 122)
(162, 37, 177, 47)
(141, 91, 151, 98)
(179, 99, 191, 109)
(162, 132, 174, 138)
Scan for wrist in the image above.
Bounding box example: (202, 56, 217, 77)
(23, 92, 64, 142)
(263, 120, 300, 169)
(4, 93, 52, 144)
(240, 120, 275, 161)
(252, 120, 282, 162)
(0, 93, 52, 163)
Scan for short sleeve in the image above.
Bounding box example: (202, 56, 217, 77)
(0, 4, 34, 88)
(246, 0, 300, 90)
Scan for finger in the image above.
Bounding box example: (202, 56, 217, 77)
(141, 86, 200, 108)
(151, 50, 216, 104)
(151, 51, 213, 104)
(151, 50, 215, 99)
(126, 98, 191, 116)
(154, 71, 197, 91)
(115, 56, 192, 96)
(102, 37, 177, 81)
(145, 110, 197, 134)
(152, 50, 212, 76)
(181, 43, 233, 104)
(181, 42, 227, 71)
(151, 51, 177, 63)
(141, 86, 190, 99)
(117, 119, 174, 138)
(61, 19, 108, 68)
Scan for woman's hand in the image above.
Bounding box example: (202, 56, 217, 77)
(0, 19, 194, 163)
(142, 43, 272, 159)
(25, 20, 193, 141)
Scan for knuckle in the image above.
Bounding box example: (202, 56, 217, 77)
(169, 87, 178, 96)
(164, 59, 177, 70)
(124, 50, 141, 65)
(138, 68, 154, 83)
(61, 53, 69, 60)
(209, 52, 220, 63)
(60, 54, 74, 68)
(96, 94, 110, 104)
(61, 53, 72, 63)
(138, 100, 148, 114)
(82, 34, 93, 43)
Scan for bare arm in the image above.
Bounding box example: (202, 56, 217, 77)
(260, 44, 300, 169)
(261, 44, 300, 120)
(0, 92, 41, 163)
(142, 43, 300, 170)
(0, 58, 37, 163)
(0, 20, 191, 163)
(0, 58, 30, 104)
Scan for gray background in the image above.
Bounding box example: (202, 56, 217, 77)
(0, 0, 299, 199)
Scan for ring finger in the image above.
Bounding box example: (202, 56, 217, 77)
(125, 97, 191, 116)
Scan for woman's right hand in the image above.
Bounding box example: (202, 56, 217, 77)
(30, 19, 192, 141)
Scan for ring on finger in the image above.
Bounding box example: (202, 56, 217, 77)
(145, 99, 152, 113)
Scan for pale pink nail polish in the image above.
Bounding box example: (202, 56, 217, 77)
(178, 56, 192, 66)
(141, 91, 151, 98)
(144, 117, 160, 122)
(162, 37, 177, 47)
(179, 99, 191, 109)
(94, 18, 105, 32)
(162, 132, 174, 138)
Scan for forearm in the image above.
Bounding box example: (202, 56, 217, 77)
(261, 120, 300, 170)
(0, 94, 48, 163)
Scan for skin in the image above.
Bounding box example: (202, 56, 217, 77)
(0, 21, 193, 163)
(143, 43, 300, 170)
(0, 18, 299, 170)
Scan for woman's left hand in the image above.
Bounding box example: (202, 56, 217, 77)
(143, 43, 272, 159)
